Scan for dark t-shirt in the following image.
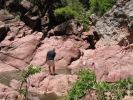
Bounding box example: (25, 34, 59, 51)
(47, 50, 56, 60)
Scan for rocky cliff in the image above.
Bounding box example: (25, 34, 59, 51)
(0, 0, 133, 100)
(96, 0, 133, 45)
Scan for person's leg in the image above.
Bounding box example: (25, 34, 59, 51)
(53, 66, 55, 75)
(121, 48, 124, 53)
(119, 47, 124, 53)
(47, 60, 52, 75)
(48, 66, 52, 75)
(52, 60, 56, 75)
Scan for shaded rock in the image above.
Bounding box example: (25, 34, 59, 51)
(23, 11, 39, 29)
(0, 25, 9, 42)
(18, 0, 31, 15)
(47, 19, 83, 37)
(81, 26, 100, 49)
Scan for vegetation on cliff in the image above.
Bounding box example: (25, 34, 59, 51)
(54, 0, 117, 30)
(0, 0, 117, 30)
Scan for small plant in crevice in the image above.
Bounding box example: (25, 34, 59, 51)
(3, 9, 9, 14)
(64, 69, 133, 100)
(15, 15, 20, 19)
(18, 64, 41, 100)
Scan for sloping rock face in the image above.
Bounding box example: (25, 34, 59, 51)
(0, 9, 98, 99)
(1, 0, 133, 99)
(47, 19, 83, 36)
(28, 73, 77, 97)
(30, 36, 82, 69)
(69, 45, 133, 83)
(96, 0, 133, 45)
(31, 32, 96, 68)
(0, 35, 40, 70)
(9, 45, 133, 99)
(0, 10, 42, 71)
(10, 72, 78, 97)
(0, 9, 93, 72)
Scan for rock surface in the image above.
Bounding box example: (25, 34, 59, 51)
(0, 83, 18, 100)
(96, 0, 133, 45)
(0, 0, 133, 99)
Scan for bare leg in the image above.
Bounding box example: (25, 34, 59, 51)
(48, 66, 52, 75)
(119, 47, 124, 53)
(53, 66, 55, 75)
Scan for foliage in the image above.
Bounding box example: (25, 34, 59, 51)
(3, 9, 9, 14)
(4, 0, 117, 31)
(64, 69, 133, 100)
(19, 64, 41, 99)
(54, 0, 90, 30)
(89, 0, 117, 16)
(64, 69, 96, 100)
(54, 6, 78, 20)
(55, 0, 117, 30)
(15, 15, 20, 19)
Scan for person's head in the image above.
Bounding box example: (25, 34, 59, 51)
(52, 47, 55, 51)
(124, 37, 127, 40)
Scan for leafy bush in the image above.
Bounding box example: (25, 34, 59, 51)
(19, 64, 41, 99)
(89, 0, 117, 16)
(54, 6, 78, 20)
(54, 0, 90, 30)
(64, 69, 133, 100)
(64, 69, 96, 100)
(55, 0, 117, 30)
(15, 15, 20, 19)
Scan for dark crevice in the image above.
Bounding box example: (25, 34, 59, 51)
(84, 31, 100, 49)
(0, 27, 10, 42)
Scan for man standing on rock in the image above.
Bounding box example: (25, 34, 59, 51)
(46, 47, 56, 75)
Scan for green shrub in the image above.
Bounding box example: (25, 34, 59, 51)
(54, 6, 78, 20)
(54, 0, 90, 30)
(15, 15, 20, 19)
(64, 69, 133, 100)
(19, 64, 41, 99)
(64, 69, 96, 100)
(89, 0, 117, 16)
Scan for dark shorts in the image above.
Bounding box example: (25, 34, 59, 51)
(124, 45, 130, 50)
(47, 60, 55, 67)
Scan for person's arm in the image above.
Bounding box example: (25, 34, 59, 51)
(53, 52, 56, 60)
(55, 52, 56, 57)
(46, 53, 48, 62)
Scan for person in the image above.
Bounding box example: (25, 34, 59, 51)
(46, 47, 56, 75)
(119, 37, 130, 53)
